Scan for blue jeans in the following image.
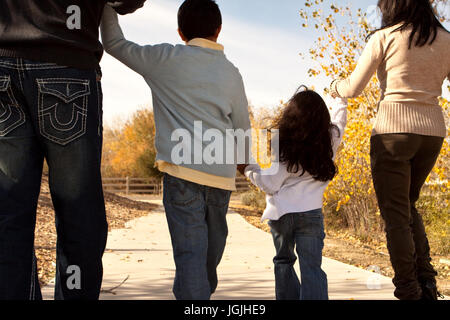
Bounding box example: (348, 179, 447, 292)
(163, 174, 232, 300)
(268, 209, 328, 300)
(0, 58, 108, 300)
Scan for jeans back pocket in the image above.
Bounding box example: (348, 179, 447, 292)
(164, 174, 202, 207)
(0, 75, 25, 136)
(206, 187, 232, 208)
(37, 78, 90, 146)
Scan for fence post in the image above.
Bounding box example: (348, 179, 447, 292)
(126, 176, 130, 195)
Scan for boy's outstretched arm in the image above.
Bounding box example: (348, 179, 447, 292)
(231, 75, 252, 133)
(231, 74, 252, 165)
(101, 5, 169, 76)
(108, 0, 146, 15)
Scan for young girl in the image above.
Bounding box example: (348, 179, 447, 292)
(239, 87, 347, 300)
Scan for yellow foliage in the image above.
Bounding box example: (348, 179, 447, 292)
(102, 108, 160, 178)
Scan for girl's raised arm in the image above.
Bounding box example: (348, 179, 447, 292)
(329, 98, 348, 155)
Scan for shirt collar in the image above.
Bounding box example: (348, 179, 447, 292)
(187, 38, 224, 51)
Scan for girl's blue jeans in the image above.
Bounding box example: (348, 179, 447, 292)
(268, 209, 328, 300)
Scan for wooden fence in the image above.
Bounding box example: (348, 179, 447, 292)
(103, 176, 446, 196)
(103, 177, 163, 195)
(235, 176, 251, 192)
(103, 176, 251, 195)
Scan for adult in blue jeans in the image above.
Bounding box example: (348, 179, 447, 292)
(0, 0, 145, 300)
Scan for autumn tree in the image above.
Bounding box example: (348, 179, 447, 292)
(102, 108, 161, 179)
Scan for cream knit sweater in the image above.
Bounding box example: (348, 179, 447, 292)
(332, 24, 450, 137)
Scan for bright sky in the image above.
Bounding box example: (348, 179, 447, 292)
(100, 0, 449, 125)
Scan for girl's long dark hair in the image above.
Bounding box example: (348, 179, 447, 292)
(373, 0, 448, 48)
(273, 87, 339, 182)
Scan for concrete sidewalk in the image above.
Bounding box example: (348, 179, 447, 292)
(43, 200, 397, 300)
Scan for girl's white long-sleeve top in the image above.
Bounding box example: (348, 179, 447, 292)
(245, 98, 348, 221)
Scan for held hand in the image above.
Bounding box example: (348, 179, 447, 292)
(108, 0, 146, 15)
(329, 79, 340, 99)
(237, 164, 248, 176)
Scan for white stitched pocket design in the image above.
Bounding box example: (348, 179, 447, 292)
(0, 75, 26, 136)
(37, 78, 90, 146)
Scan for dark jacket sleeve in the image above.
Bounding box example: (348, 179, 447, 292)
(107, 0, 146, 15)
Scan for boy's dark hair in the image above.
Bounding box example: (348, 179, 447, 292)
(273, 86, 339, 182)
(178, 0, 222, 41)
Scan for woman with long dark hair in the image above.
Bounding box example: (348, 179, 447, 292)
(330, 0, 450, 300)
(239, 87, 348, 300)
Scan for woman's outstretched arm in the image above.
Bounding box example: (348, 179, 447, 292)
(331, 31, 385, 98)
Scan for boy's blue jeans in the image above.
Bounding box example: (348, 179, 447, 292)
(0, 57, 108, 300)
(268, 209, 328, 300)
(163, 173, 232, 300)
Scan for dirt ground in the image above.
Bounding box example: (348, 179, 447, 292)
(228, 200, 450, 296)
(35, 177, 158, 286)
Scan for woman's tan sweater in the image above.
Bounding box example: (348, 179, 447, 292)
(332, 24, 450, 137)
